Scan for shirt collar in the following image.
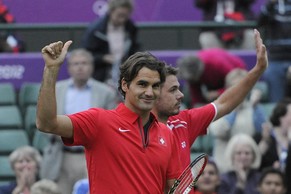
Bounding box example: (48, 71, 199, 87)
(116, 103, 159, 125)
(107, 22, 125, 31)
(68, 78, 93, 89)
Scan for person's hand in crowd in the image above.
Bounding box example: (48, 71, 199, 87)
(103, 54, 116, 65)
(249, 88, 262, 107)
(258, 122, 272, 154)
(20, 167, 35, 186)
(234, 161, 247, 189)
(261, 122, 272, 142)
(12, 166, 36, 194)
(204, 90, 220, 102)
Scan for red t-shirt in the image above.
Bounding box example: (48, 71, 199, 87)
(167, 103, 216, 193)
(63, 103, 181, 194)
(190, 49, 246, 106)
(168, 103, 216, 169)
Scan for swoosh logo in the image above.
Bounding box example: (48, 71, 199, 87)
(118, 128, 131, 132)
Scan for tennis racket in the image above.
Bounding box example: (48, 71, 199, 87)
(168, 153, 208, 194)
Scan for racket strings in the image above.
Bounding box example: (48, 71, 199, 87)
(175, 158, 207, 194)
(175, 171, 193, 193)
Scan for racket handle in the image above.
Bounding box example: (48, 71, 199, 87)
(182, 186, 192, 194)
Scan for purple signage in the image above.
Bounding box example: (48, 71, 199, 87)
(0, 53, 69, 90)
(3, 0, 266, 23)
(0, 50, 256, 90)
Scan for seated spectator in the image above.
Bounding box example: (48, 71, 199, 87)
(177, 48, 246, 108)
(257, 98, 291, 171)
(30, 179, 61, 194)
(209, 69, 267, 173)
(82, 0, 140, 85)
(0, 0, 25, 53)
(194, 0, 256, 49)
(257, 167, 286, 194)
(194, 159, 220, 194)
(218, 134, 261, 194)
(0, 146, 42, 194)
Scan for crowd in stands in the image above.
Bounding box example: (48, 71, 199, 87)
(194, 0, 256, 49)
(0, 0, 291, 193)
(0, 0, 25, 53)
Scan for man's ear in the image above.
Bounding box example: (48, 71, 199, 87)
(121, 78, 128, 93)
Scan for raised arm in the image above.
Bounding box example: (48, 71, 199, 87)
(36, 40, 74, 138)
(213, 29, 268, 120)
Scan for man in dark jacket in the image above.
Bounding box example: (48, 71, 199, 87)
(258, 0, 291, 102)
(82, 0, 140, 84)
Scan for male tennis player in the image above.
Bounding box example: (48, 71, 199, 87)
(36, 42, 181, 193)
(152, 29, 268, 193)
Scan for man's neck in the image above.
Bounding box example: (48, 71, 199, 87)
(152, 109, 168, 124)
(123, 101, 152, 126)
(157, 114, 168, 124)
(73, 79, 88, 89)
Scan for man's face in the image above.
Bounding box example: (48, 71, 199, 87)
(155, 75, 184, 117)
(258, 173, 286, 194)
(110, 7, 131, 27)
(13, 156, 38, 179)
(122, 67, 161, 114)
(233, 143, 254, 170)
(196, 163, 220, 193)
(68, 54, 93, 82)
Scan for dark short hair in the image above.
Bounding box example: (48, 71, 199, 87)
(270, 98, 291, 126)
(118, 51, 166, 98)
(165, 64, 179, 76)
(108, 0, 134, 13)
(176, 55, 203, 80)
(207, 158, 219, 174)
(67, 48, 94, 65)
(258, 167, 286, 187)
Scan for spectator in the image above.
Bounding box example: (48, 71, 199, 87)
(257, 167, 286, 194)
(82, 0, 140, 86)
(194, 0, 256, 49)
(257, 98, 291, 171)
(0, 0, 25, 53)
(0, 146, 42, 194)
(37, 41, 181, 193)
(194, 160, 220, 194)
(209, 68, 267, 173)
(40, 48, 118, 194)
(258, 0, 291, 102)
(217, 134, 261, 194)
(30, 179, 61, 194)
(70, 159, 221, 194)
(177, 48, 246, 108)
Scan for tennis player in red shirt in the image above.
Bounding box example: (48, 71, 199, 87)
(152, 29, 268, 193)
(37, 43, 181, 193)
